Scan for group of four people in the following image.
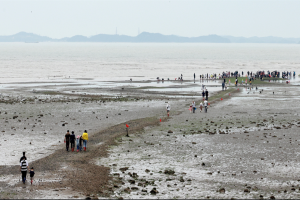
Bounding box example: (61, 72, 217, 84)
(64, 130, 89, 152)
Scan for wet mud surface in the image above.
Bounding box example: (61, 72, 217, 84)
(99, 83, 300, 199)
(0, 79, 299, 199)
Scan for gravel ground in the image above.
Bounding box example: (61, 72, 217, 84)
(98, 83, 300, 199)
(0, 80, 187, 199)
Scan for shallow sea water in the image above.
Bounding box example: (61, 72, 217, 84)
(0, 43, 300, 83)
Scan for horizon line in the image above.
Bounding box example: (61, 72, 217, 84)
(1, 31, 300, 40)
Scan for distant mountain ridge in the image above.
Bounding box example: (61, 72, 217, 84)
(223, 35, 300, 44)
(0, 32, 299, 43)
(0, 32, 52, 42)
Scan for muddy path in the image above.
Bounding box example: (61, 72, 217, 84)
(0, 116, 168, 198)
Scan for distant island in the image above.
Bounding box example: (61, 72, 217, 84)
(0, 32, 299, 43)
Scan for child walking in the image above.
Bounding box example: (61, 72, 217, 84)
(30, 167, 35, 185)
(199, 102, 203, 112)
(166, 103, 171, 117)
(76, 135, 81, 152)
(189, 104, 192, 113)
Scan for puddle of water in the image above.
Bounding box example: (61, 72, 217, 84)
(0, 79, 223, 90)
(146, 86, 221, 92)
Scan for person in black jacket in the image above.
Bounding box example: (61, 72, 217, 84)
(30, 167, 35, 185)
(64, 130, 71, 151)
(205, 89, 209, 100)
(70, 131, 76, 152)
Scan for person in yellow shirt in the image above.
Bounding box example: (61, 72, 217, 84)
(82, 130, 88, 151)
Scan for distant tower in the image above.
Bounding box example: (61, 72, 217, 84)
(138, 27, 140, 35)
(116, 27, 118, 35)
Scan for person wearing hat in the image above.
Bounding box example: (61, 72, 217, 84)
(64, 130, 71, 151)
(82, 130, 88, 151)
(70, 131, 76, 152)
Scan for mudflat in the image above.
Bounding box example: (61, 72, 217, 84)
(0, 79, 299, 199)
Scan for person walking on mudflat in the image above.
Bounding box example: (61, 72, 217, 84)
(199, 102, 203, 112)
(166, 103, 171, 117)
(70, 131, 76, 152)
(64, 130, 71, 151)
(192, 101, 196, 113)
(20, 157, 29, 184)
(82, 130, 88, 151)
(205, 89, 209, 100)
(76, 135, 81, 152)
(204, 99, 208, 113)
(29, 167, 35, 185)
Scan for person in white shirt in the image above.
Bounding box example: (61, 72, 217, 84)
(192, 101, 196, 113)
(199, 102, 203, 112)
(166, 103, 171, 117)
(204, 100, 208, 113)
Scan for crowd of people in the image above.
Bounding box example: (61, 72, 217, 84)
(169, 70, 296, 116)
(176, 71, 296, 82)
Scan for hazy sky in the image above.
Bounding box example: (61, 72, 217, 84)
(1, 0, 300, 38)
